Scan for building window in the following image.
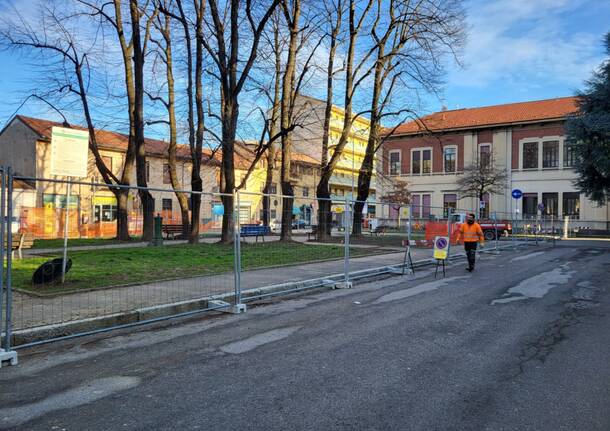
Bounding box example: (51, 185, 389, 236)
(162, 199, 173, 213)
(542, 141, 559, 168)
(541, 193, 558, 216)
(443, 194, 457, 217)
(562, 192, 580, 219)
(269, 183, 277, 194)
(422, 149, 431, 174)
(444, 147, 456, 173)
(302, 187, 309, 197)
(94, 204, 117, 222)
(523, 142, 538, 169)
(270, 209, 277, 219)
(163, 163, 171, 184)
(479, 144, 491, 169)
(412, 149, 432, 175)
(563, 140, 577, 167)
(102, 156, 113, 173)
(146, 161, 150, 182)
(389, 150, 401, 176)
(412, 151, 420, 174)
(522, 193, 538, 218)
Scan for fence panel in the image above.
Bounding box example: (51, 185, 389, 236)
(8, 176, 235, 342)
(237, 191, 348, 298)
(12, 173, 606, 349)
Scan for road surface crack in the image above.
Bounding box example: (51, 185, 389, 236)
(515, 280, 602, 376)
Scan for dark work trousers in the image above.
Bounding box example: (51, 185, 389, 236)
(464, 242, 478, 270)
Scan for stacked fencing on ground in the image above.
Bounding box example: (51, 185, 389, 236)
(5, 170, 607, 351)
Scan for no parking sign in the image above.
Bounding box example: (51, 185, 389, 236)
(433, 236, 450, 260)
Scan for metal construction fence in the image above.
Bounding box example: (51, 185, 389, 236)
(2, 168, 606, 360)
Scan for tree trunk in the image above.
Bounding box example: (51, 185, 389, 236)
(114, 188, 131, 240)
(316, 180, 333, 240)
(279, 0, 300, 242)
(263, 18, 282, 227)
(220, 100, 238, 243)
(352, 36, 383, 235)
(129, 0, 154, 241)
(316, 0, 341, 242)
(162, 13, 190, 238)
(189, 0, 205, 244)
(353, 120, 379, 235)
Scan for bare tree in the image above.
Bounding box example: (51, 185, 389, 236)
(128, 0, 157, 241)
(157, 0, 208, 243)
(0, 3, 136, 240)
(315, 0, 344, 240)
(232, 4, 320, 238)
(278, 0, 300, 241)
(316, 0, 374, 240)
(201, 0, 281, 243)
(149, 2, 190, 237)
(352, 0, 466, 234)
(77, 0, 158, 241)
(456, 157, 507, 217)
(261, 12, 284, 227)
(277, 0, 329, 241)
(380, 178, 410, 205)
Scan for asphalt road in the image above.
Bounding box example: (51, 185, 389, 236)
(1, 241, 610, 431)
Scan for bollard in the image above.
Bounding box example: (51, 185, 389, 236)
(151, 214, 164, 246)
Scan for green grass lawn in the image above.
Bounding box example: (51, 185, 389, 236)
(14, 241, 362, 294)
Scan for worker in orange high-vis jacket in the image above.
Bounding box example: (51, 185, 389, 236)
(457, 213, 484, 272)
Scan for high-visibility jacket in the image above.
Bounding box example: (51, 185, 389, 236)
(458, 222, 484, 243)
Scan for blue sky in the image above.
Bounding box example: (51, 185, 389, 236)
(438, 0, 610, 111)
(0, 0, 609, 131)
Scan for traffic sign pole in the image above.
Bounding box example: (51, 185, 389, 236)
(511, 189, 523, 248)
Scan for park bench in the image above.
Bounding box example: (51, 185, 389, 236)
(307, 225, 318, 241)
(162, 224, 190, 240)
(240, 224, 270, 242)
(4, 232, 34, 259)
(369, 225, 387, 237)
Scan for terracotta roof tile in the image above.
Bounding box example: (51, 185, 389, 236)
(388, 97, 579, 136)
(291, 152, 319, 165)
(16, 115, 219, 165)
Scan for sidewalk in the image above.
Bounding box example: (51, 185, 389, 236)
(12, 247, 428, 332)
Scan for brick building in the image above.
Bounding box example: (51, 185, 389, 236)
(0, 115, 323, 237)
(382, 97, 610, 222)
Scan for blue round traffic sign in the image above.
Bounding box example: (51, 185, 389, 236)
(435, 237, 448, 249)
(511, 189, 523, 199)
